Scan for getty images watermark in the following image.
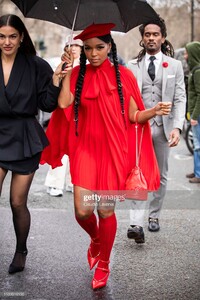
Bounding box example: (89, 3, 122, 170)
(83, 192, 125, 208)
(0, 292, 25, 297)
(80, 190, 148, 210)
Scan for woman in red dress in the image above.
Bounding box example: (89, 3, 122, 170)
(42, 23, 171, 289)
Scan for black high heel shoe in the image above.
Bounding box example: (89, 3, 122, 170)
(8, 250, 28, 274)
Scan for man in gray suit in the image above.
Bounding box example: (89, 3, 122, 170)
(127, 17, 186, 243)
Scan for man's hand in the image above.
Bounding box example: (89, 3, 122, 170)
(190, 118, 198, 126)
(168, 128, 181, 147)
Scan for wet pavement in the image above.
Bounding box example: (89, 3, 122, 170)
(0, 137, 200, 300)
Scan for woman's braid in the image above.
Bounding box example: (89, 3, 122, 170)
(74, 49, 87, 136)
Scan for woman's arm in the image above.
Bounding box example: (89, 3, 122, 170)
(129, 96, 172, 123)
(58, 71, 74, 108)
(53, 53, 75, 108)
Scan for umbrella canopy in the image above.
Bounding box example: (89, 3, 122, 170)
(11, 0, 159, 33)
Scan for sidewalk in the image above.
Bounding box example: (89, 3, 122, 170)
(0, 138, 200, 300)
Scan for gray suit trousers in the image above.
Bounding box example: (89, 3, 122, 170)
(130, 123, 170, 225)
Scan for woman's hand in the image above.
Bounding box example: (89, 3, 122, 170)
(61, 46, 74, 67)
(52, 55, 73, 87)
(52, 61, 64, 87)
(154, 101, 172, 116)
(129, 97, 172, 123)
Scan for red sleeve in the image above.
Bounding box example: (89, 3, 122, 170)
(40, 106, 71, 168)
(40, 67, 80, 168)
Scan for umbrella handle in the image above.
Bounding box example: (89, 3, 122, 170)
(68, 0, 81, 47)
(71, 0, 81, 33)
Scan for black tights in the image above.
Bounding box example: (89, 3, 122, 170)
(0, 168, 35, 265)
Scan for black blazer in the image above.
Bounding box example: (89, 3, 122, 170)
(0, 51, 60, 161)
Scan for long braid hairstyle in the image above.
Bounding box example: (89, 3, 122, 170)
(74, 49, 87, 136)
(136, 16, 174, 62)
(74, 34, 126, 136)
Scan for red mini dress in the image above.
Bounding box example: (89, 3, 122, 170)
(41, 59, 160, 192)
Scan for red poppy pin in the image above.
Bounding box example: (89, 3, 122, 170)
(162, 62, 168, 68)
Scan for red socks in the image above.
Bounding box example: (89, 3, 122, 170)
(75, 212, 117, 268)
(75, 212, 99, 240)
(98, 213, 117, 266)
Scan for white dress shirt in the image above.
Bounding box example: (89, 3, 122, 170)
(145, 51, 162, 76)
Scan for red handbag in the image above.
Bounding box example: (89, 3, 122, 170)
(125, 111, 148, 200)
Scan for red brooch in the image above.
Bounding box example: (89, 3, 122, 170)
(162, 62, 168, 68)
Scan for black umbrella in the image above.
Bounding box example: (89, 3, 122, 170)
(11, 0, 159, 33)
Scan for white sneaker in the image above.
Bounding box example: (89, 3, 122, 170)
(47, 187, 63, 197)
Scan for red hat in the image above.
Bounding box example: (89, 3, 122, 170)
(74, 23, 115, 41)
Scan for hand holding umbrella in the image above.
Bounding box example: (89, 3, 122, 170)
(52, 56, 73, 86)
(61, 48, 74, 69)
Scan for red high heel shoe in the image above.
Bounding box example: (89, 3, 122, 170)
(92, 260, 110, 290)
(87, 239, 100, 270)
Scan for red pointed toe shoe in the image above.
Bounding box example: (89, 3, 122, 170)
(87, 239, 100, 270)
(92, 260, 110, 290)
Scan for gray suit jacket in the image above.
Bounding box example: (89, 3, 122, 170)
(127, 54, 186, 140)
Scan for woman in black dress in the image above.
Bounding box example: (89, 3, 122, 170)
(0, 14, 62, 274)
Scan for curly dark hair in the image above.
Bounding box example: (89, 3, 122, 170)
(0, 14, 36, 55)
(74, 35, 126, 136)
(136, 16, 174, 62)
